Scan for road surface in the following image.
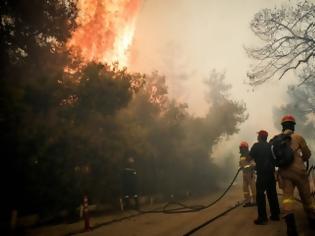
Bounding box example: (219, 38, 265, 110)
(77, 186, 313, 236)
(27, 184, 313, 236)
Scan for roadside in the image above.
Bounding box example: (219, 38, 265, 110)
(25, 185, 242, 236)
(23, 180, 314, 236)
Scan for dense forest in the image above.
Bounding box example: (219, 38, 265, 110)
(0, 0, 247, 223)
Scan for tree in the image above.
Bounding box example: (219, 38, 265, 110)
(179, 71, 247, 193)
(115, 70, 248, 197)
(205, 70, 248, 139)
(246, 0, 315, 86)
(0, 1, 248, 227)
(61, 63, 138, 205)
(0, 0, 78, 221)
(273, 80, 315, 140)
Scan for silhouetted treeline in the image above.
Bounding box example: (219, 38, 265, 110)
(0, 0, 247, 222)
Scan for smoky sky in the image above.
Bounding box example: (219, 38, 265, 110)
(130, 0, 309, 162)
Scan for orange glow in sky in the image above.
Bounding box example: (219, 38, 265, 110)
(68, 0, 141, 67)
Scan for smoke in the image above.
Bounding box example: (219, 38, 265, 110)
(68, 0, 301, 192)
(113, 69, 247, 195)
(273, 81, 315, 162)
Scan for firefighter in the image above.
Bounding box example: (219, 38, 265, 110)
(239, 141, 256, 207)
(249, 130, 280, 225)
(122, 157, 139, 210)
(275, 115, 315, 235)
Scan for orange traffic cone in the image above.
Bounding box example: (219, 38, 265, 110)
(83, 195, 91, 231)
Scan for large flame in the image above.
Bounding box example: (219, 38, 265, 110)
(68, 0, 141, 67)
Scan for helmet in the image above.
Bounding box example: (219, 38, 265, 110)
(239, 141, 249, 149)
(281, 115, 296, 125)
(257, 130, 268, 137)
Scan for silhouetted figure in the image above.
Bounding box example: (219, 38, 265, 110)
(122, 157, 139, 210)
(250, 130, 280, 225)
(82, 194, 91, 231)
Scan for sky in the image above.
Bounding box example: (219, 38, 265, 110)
(129, 0, 302, 162)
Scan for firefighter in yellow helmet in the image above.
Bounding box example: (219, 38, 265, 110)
(272, 115, 315, 235)
(239, 141, 256, 207)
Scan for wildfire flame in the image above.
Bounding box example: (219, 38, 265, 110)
(68, 0, 141, 67)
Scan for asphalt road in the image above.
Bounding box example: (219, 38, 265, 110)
(78, 185, 313, 236)
(27, 183, 314, 236)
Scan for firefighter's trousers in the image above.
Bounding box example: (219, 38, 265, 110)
(256, 173, 280, 220)
(243, 172, 256, 204)
(279, 169, 315, 219)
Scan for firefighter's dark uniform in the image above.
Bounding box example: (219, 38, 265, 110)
(122, 167, 139, 209)
(250, 139, 280, 222)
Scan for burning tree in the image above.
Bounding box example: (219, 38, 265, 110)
(246, 0, 315, 86)
(68, 0, 141, 67)
(1, 0, 248, 229)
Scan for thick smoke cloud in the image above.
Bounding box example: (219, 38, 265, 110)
(273, 80, 315, 162)
(114, 70, 247, 198)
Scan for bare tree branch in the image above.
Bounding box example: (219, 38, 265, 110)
(291, 5, 314, 29)
(246, 0, 315, 86)
(271, 19, 298, 38)
(278, 52, 314, 80)
(297, 73, 312, 86)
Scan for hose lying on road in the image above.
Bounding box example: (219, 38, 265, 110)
(183, 201, 243, 236)
(67, 165, 315, 235)
(184, 165, 315, 236)
(67, 168, 242, 235)
(138, 167, 242, 214)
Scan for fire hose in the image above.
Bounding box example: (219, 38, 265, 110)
(183, 164, 315, 236)
(68, 168, 243, 235)
(138, 167, 242, 214)
(69, 165, 314, 235)
(183, 201, 243, 236)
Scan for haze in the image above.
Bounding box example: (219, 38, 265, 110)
(130, 0, 302, 159)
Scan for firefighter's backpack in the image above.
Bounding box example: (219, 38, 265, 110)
(270, 133, 294, 167)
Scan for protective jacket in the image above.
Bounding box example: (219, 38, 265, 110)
(239, 154, 256, 204)
(277, 129, 315, 219)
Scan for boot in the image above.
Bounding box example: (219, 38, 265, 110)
(284, 213, 298, 236)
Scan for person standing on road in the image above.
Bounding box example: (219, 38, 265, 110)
(122, 156, 139, 210)
(272, 115, 315, 236)
(249, 130, 280, 225)
(239, 141, 256, 207)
